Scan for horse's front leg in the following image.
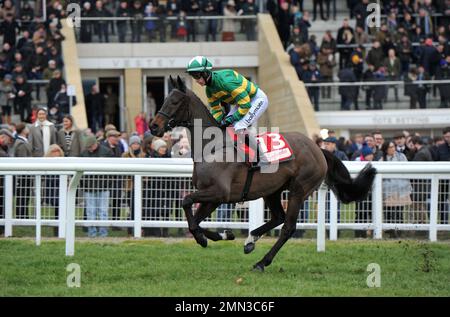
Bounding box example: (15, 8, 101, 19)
(182, 194, 208, 247)
(194, 203, 235, 242)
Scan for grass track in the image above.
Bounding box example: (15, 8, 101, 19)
(0, 238, 449, 296)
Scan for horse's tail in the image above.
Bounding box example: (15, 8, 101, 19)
(321, 149, 377, 204)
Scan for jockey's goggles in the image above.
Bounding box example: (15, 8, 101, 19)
(189, 72, 203, 80)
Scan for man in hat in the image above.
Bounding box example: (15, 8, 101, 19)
(80, 135, 114, 237)
(302, 60, 321, 111)
(323, 136, 348, 161)
(0, 128, 14, 157)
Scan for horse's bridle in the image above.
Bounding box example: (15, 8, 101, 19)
(157, 95, 192, 129)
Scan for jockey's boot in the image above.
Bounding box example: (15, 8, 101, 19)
(239, 130, 269, 168)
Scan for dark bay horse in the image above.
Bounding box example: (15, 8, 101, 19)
(150, 76, 376, 271)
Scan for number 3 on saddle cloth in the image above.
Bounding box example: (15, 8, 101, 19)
(225, 128, 295, 166)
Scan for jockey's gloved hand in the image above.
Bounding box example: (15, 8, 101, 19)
(219, 119, 229, 129)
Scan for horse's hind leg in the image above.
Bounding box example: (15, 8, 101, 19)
(244, 190, 285, 254)
(253, 193, 303, 272)
(193, 203, 235, 241)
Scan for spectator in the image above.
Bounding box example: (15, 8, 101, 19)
(104, 85, 118, 125)
(144, 2, 156, 42)
(116, 1, 129, 43)
(0, 128, 13, 156)
(380, 140, 411, 238)
(28, 107, 57, 157)
(241, 0, 258, 41)
(324, 136, 348, 160)
(338, 66, 357, 110)
(383, 49, 401, 101)
(135, 111, 149, 138)
(411, 136, 433, 161)
(167, 0, 181, 39)
(47, 70, 66, 108)
(436, 56, 450, 108)
(372, 66, 388, 110)
(43, 144, 64, 236)
(303, 61, 321, 111)
(317, 46, 336, 99)
(80, 2, 93, 43)
(0, 74, 16, 124)
(436, 126, 450, 161)
(398, 34, 412, 79)
(362, 63, 375, 109)
(393, 132, 414, 161)
(336, 18, 354, 69)
(94, 0, 111, 43)
(416, 65, 430, 109)
(53, 84, 76, 115)
(130, 0, 144, 43)
(47, 104, 63, 126)
(203, 0, 220, 41)
(80, 135, 114, 237)
(0, 13, 20, 47)
(312, 0, 326, 21)
(366, 40, 384, 70)
(11, 123, 32, 220)
(85, 84, 105, 133)
(14, 76, 31, 122)
(223, 0, 238, 42)
(187, 0, 201, 42)
(122, 135, 145, 236)
(57, 114, 83, 157)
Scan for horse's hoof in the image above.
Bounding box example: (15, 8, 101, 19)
(224, 230, 235, 240)
(195, 235, 208, 248)
(244, 243, 255, 254)
(252, 263, 264, 272)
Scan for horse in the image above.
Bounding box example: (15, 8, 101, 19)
(149, 76, 376, 272)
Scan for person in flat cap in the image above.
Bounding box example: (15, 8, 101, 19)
(0, 73, 17, 124)
(324, 136, 348, 161)
(0, 128, 14, 157)
(102, 130, 123, 157)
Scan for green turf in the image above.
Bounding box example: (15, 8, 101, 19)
(0, 238, 449, 296)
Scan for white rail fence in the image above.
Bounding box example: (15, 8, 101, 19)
(0, 158, 449, 256)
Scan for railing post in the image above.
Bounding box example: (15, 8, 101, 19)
(429, 175, 439, 242)
(35, 175, 41, 246)
(4, 175, 13, 237)
(58, 175, 68, 238)
(134, 175, 142, 238)
(248, 198, 264, 233)
(372, 174, 383, 239)
(330, 191, 338, 241)
(317, 184, 327, 252)
(66, 172, 83, 256)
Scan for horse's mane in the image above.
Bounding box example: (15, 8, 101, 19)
(185, 88, 220, 128)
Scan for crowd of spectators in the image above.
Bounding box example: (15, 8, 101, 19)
(0, 101, 193, 237)
(0, 0, 68, 127)
(315, 126, 450, 236)
(76, 0, 259, 43)
(280, 0, 450, 111)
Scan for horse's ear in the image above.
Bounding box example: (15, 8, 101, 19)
(169, 75, 177, 89)
(177, 75, 186, 93)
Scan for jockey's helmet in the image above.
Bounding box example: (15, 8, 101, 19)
(186, 56, 213, 75)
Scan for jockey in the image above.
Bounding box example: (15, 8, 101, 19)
(186, 55, 269, 166)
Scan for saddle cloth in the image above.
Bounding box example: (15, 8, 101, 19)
(226, 128, 295, 164)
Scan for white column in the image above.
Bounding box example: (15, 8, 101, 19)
(330, 191, 338, 241)
(317, 184, 326, 252)
(4, 175, 13, 237)
(372, 174, 383, 239)
(66, 172, 83, 256)
(58, 175, 68, 238)
(35, 175, 41, 246)
(248, 198, 265, 233)
(134, 175, 142, 238)
(429, 175, 438, 242)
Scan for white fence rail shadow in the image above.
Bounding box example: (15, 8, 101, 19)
(0, 158, 449, 256)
